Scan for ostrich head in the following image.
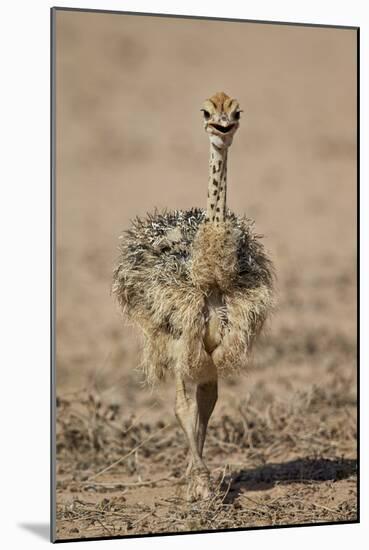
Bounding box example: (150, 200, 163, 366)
(201, 91, 242, 150)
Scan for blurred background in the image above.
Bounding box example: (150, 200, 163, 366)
(55, 10, 356, 416)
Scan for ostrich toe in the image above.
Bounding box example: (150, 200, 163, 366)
(186, 468, 212, 502)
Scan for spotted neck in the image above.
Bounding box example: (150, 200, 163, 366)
(206, 143, 228, 223)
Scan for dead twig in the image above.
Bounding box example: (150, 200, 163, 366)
(86, 423, 170, 481)
(83, 474, 177, 489)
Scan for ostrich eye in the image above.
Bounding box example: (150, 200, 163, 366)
(234, 111, 241, 120)
(201, 109, 211, 120)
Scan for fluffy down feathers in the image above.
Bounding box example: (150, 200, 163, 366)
(112, 208, 274, 384)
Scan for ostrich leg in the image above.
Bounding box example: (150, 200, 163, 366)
(186, 380, 218, 474)
(175, 373, 213, 500)
(196, 380, 218, 457)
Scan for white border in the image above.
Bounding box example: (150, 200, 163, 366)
(1, 1, 366, 548)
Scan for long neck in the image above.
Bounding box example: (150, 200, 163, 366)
(206, 143, 228, 223)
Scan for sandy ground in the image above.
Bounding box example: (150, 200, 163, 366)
(54, 10, 357, 541)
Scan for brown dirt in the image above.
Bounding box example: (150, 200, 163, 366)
(54, 10, 357, 541)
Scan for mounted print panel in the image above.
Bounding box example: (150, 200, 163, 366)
(51, 7, 358, 543)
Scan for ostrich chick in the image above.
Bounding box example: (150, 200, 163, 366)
(112, 92, 274, 501)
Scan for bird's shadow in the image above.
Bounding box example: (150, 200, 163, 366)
(222, 457, 357, 503)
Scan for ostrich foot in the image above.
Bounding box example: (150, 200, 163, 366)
(186, 468, 212, 502)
